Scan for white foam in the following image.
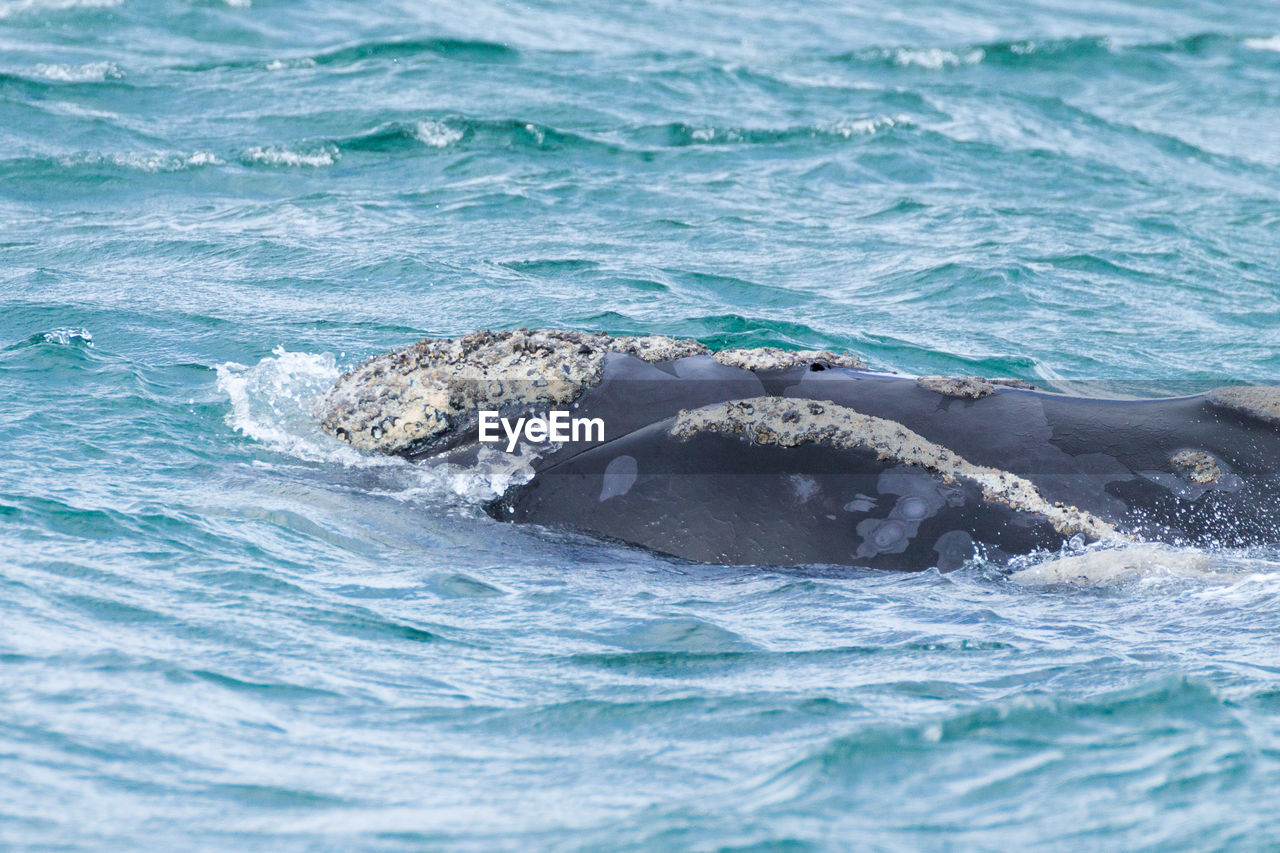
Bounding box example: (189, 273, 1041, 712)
(828, 115, 909, 137)
(1008, 543, 1215, 586)
(265, 57, 316, 72)
(31, 61, 122, 82)
(413, 120, 463, 149)
(1243, 35, 1280, 53)
(891, 47, 984, 70)
(0, 0, 120, 19)
(67, 151, 222, 172)
(41, 327, 93, 346)
(245, 145, 337, 167)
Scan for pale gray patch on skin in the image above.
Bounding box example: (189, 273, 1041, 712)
(1207, 385, 1280, 425)
(857, 518, 911, 556)
(671, 397, 1120, 541)
(1140, 449, 1241, 501)
(319, 329, 708, 454)
(843, 494, 878, 513)
(790, 474, 820, 503)
(599, 455, 638, 502)
(933, 530, 975, 571)
(712, 347, 865, 372)
(855, 466, 962, 559)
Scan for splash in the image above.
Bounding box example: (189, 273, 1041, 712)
(1008, 542, 1216, 586)
(41, 327, 94, 347)
(215, 348, 538, 503)
(215, 347, 362, 464)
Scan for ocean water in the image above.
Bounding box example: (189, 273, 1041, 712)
(4, 0, 1280, 848)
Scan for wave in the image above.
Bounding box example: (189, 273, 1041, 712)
(311, 37, 519, 66)
(636, 115, 909, 147)
(330, 114, 909, 157)
(179, 38, 520, 74)
(760, 675, 1229, 788)
(0, 113, 909, 184)
(333, 117, 608, 155)
(829, 32, 1257, 72)
(21, 327, 95, 348)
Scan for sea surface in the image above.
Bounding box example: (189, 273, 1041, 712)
(3, 0, 1280, 849)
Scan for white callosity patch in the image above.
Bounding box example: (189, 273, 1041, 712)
(916, 376, 997, 399)
(916, 375, 1036, 398)
(711, 347, 865, 371)
(1009, 543, 1213, 585)
(320, 329, 708, 454)
(1207, 385, 1280, 426)
(670, 397, 1119, 541)
(1170, 450, 1222, 485)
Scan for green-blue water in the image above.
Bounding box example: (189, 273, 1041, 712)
(4, 0, 1280, 848)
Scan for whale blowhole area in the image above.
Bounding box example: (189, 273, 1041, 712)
(318, 329, 873, 455)
(319, 329, 709, 454)
(915, 375, 1037, 398)
(711, 347, 866, 372)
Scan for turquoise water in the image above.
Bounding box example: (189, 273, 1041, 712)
(4, 0, 1280, 848)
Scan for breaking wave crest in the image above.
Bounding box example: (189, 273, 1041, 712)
(31, 61, 123, 81)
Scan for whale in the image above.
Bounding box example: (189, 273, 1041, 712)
(319, 329, 1280, 571)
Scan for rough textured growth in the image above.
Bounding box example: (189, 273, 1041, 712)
(1207, 385, 1280, 425)
(320, 329, 707, 454)
(916, 375, 1034, 398)
(670, 396, 1119, 541)
(712, 347, 865, 372)
(1170, 450, 1222, 485)
(916, 376, 996, 399)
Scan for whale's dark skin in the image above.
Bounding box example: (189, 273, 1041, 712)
(423, 352, 1280, 570)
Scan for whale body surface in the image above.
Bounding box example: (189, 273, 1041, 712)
(320, 330, 1280, 571)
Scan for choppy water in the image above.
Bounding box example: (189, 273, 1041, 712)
(4, 0, 1280, 848)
